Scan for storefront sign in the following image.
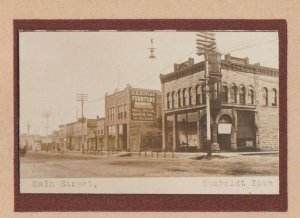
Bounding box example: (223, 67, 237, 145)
(246, 141, 253, 147)
(218, 123, 232, 134)
(131, 89, 156, 121)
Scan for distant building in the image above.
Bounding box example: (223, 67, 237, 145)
(96, 117, 105, 151)
(160, 54, 278, 152)
(20, 133, 42, 150)
(105, 85, 162, 151)
(51, 130, 60, 150)
(64, 118, 97, 151)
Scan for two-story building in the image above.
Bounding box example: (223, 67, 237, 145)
(160, 54, 278, 152)
(64, 118, 97, 152)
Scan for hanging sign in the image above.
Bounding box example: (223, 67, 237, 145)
(218, 123, 232, 134)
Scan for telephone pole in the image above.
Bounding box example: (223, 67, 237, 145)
(77, 93, 88, 153)
(27, 122, 30, 150)
(43, 111, 51, 152)
(196, 32, 217, 157)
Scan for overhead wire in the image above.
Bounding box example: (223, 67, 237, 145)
(86, 35, 278, 103)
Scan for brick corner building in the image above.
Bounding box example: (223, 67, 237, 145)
(160, 53, 279, 152)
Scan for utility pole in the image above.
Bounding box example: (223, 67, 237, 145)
(43, 111, 51, 152)
(115, 67, 119, 151)
(27, 122, 30, 150)
(196, 32, 217, 157)
(77, 93, 88, 153)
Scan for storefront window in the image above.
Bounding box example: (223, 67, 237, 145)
(195, 85, 201, 105)
(124, 104, 128, 118)
(272, 88, 277, 106)
(183, 88, 187, 106)
(171, 92, 175, 109)
(202, 86, 206, 104)
(249, 89, 254, 104)
(221, 85, 228, 102)
(230, 85, 238, 103)
(263, 87, 268, 106)
(188, 87, 192, 105)
(240, 86, 246, 104)
(177, 90, 181, 107)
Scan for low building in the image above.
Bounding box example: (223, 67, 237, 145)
(65, 118, 97, 152)
(96, 117, 105, 151)
(105, 85, 162, 151)
(160, 54, 278, 152)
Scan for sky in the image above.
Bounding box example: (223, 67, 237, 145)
(19, 31, 278, 135)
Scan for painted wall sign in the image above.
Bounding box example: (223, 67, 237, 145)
(131, 89, 156, 121)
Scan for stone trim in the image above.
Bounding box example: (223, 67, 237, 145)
(160, 59, 278, 84)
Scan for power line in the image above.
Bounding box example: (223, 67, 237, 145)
(82, 36, 278, 104)
(220, 33, 273, 53)
(223, 38, 277, 54)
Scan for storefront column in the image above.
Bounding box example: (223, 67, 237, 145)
(211, 122, 220, 152)
(231, 109, 238, 151)
(172, 113, 177, 151)
(127, 123, 130, 151)
(197, 119, 202, 150)
(254, 111, 260, 151)
(115, 124, 119, 150)
(104, 126, 108, 151)
(162, 114, 167, 150)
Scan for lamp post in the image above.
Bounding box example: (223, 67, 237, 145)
(196, 32, 217, 157)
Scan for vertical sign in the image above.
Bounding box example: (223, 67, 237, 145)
(131, 89, 156, 121)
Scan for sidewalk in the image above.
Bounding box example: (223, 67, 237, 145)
(28, 149, 279, 160)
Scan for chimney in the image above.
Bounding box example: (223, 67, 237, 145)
(244, 57, 249, 65)
(174, 64, 178, 72)
(224, 53, 231, 61)
(188, 58, 194, 65)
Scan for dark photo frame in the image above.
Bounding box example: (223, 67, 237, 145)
(14, 19, 287, 212)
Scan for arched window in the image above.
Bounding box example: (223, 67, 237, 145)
(171, 91, 175, 109)
(221, 85, 228, 102)
(272, 88, 277, 106)
(230, 85, 238, 103)
(188, 87, 192, 105)
(183, 88, 187, 106)
(240, 86, 246, 104)
(195, 85, 201, 105)
(249, 89, 254, 104)
(166, 93, 170, 109)
(263, 88, 268, 106)
(177, 90, 181, 107)
(202, 86, 206, 104)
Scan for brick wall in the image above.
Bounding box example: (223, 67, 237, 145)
(163, 71, 206, 109)
(218, 69, 279, 150)
(162, 66, 279, 151)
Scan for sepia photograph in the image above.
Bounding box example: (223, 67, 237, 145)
(17, 22, 282, 197)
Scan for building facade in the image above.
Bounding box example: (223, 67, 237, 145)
(105, 85, 162, 151)
(96, 117, 106, 151)
(160, 54, 279, 152)
(65, 118, 97, 152)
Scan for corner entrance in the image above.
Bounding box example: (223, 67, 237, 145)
(217, 114, 232, 151)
